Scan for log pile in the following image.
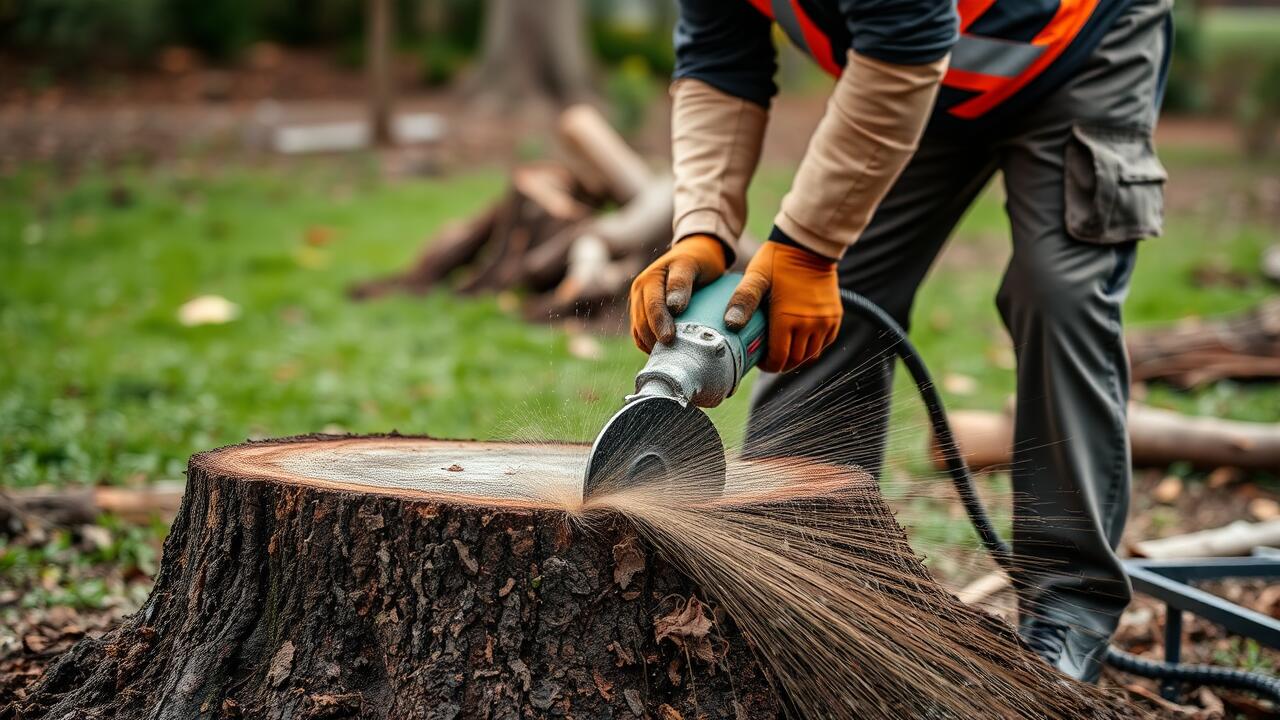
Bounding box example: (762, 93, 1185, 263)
(351, 105, 756, 324)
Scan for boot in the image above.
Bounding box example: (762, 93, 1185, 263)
(1019, 617, 1112, 684)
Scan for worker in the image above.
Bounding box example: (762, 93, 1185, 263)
(630, 0, 1171, 683)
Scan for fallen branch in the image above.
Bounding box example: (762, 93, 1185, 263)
(1, 482, 185, 530)
(1128, 300, 1280, 387)
(930, 404, 1280, 471)
(1132, 520, 1280, 559)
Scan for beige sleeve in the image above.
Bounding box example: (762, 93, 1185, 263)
(775, 50, 949, 259)
(670, 78, 769, 264)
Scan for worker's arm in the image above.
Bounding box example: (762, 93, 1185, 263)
(629, 0, 775, 352)
(669, 0, 776, 265)
(728, 0, 956, 372)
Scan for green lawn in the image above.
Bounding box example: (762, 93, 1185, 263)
(2, 149, 1276, 507)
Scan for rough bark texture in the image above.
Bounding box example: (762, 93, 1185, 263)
(13, 436, 777, 720)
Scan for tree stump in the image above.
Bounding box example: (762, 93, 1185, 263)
(14, 436, 778, 720)
(13, 435, 1140, 719)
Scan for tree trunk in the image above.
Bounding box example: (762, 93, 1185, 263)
(13, 436, 777, 719)
(367, 0, 395, 146)
(466, 0, 593, 111)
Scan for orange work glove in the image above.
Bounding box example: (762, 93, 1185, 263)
(724, 241, 842, 373)
(629, 234, 727, 352)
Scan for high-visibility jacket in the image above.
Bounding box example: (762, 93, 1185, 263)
(674, 0, 1134, 129)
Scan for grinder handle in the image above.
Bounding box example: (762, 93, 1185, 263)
(675, 273, 767, 376)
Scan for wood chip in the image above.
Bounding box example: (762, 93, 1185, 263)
(1248, 497, 1280, 522)
(1153, 475, 1183, 504)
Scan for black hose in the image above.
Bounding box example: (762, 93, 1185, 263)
(838, 288, 1280, 704)
(1105, 646, 1280, 702)
(837, 290, 1012, 566)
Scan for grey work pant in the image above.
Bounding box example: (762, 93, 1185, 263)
(744, 0, 1172, 644)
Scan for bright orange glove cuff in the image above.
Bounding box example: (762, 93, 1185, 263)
(724, 241, 842, 373)
(629, 234, 727, 352)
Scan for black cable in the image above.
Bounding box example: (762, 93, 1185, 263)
(1105, 646, 1280, 702)
(837, 290, 1012, 567)
(838, 288, 1280, 705)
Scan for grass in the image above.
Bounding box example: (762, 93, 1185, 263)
(1, 147, 1276, 561)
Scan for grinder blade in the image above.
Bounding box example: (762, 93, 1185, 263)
(583, 395, 727, 500)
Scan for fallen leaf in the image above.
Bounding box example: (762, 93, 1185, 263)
(496, 291, 520, 314)
(1207, 467, 1242, 489)
(78, 525, 113, 551)
(178, 295, 239, 326)
(1153, 475, 1183, 504)
(304, 225, 337, 247)
(943, 373, 977, 395)
(655, 595, 716, 663)
(612, 537, 645, 590)
(1247, 497, 1280, 521)
(568, 334, 604, 361)
(658, 704, 684, 720)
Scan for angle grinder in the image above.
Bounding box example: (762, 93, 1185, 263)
(583, 273, 764, 499)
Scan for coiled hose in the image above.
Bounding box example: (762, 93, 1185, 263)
(839, 288, 1280, 704)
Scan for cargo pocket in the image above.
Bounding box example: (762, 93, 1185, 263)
(1064, 124, 1167, 244)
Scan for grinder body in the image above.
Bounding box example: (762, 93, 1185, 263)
(633, 273, 766, 406)
(583, 273, 765, 498)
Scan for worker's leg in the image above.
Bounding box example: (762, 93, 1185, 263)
(997, 0, 1171, 682)
(743, 137, 998, 474)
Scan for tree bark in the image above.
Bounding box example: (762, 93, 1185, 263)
(13, 436, 778, 720)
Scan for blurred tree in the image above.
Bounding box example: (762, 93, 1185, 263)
(465, 0, 593, 109)
(368, 0, 394, 145)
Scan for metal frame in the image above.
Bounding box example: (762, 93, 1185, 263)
(1123, 553, 1280, 699)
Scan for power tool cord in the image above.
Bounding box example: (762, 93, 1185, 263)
(838, 288, 1280, 703)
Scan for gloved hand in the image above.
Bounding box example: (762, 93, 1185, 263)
(629, 234, 727, 352)
(724, 240, 842, 373)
